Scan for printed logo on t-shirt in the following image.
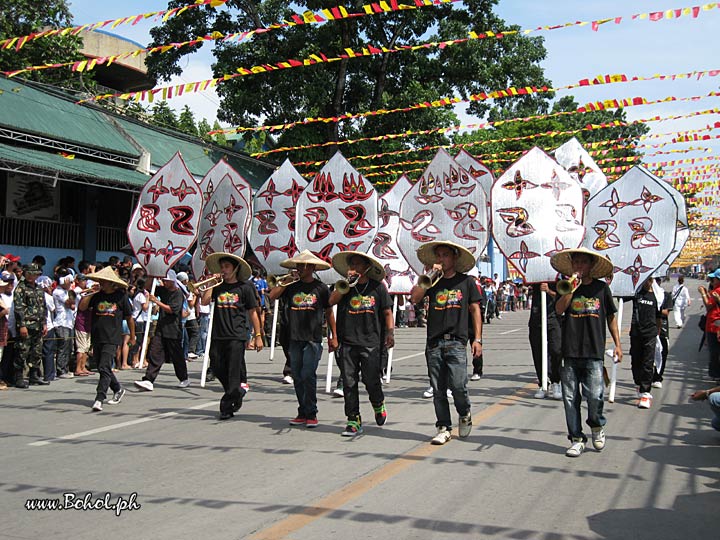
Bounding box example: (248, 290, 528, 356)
(216, 291, 240, 309)
(570, 296, 601, 318)
(433, 289, 463, 310)
(291, 292, 318, 311)
(348, 294, 376, 314)
(96, 301, 118, 317)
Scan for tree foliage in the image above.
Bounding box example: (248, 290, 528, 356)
(146, 0, 552, 168)
(0, 0, 92, 90)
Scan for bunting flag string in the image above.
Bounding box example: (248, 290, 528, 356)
(77, 2, 720, 105)
(252, 99, 720, 159)
(3, 0, 462, 78)
(0, 0, 228, 53)
(213, 68, 720, 135)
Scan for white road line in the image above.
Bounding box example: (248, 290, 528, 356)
(392, 351, 425, 362)
(28, 400, 218, 447)
(499, 328, 521, 335)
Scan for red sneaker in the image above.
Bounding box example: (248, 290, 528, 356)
(305, 418, 319, 428)
(289, 417, 306, 426)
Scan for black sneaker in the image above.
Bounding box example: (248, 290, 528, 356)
(218, 411, 233, 421)
(373, 403, 387, 426)
(108, 388, 126, 405)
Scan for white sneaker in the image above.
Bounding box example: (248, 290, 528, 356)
(177, 379, 190, 388)
(446, 389, 453, 398)
(534, 387, 546, 399)
(551, 383, 563, 400)
(431, 427, 452, 445)
(187, 352, 198, 359)
(91, 400, 103, 412)
(638, 393, 653, 409)
(565, 440, 585, 457)
(332, 386, 344, 398)
(134, 380, 154, 392)
(470, 373, 482, 381)
(651, 381, 663, 389)
(591, 428, 606, 451)
(282, 375, 294, 385)
(240, 382, 250, 392)
(422, 386, 434, 398)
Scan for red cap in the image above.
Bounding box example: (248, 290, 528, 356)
(4, 253, 20, 263)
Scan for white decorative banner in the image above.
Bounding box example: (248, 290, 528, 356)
(554, 137, 608, 202)
(491, 147, 585, 283)
(295, 151, 378, 284)
(454, 149, 494, 200)
(127, 152, 201, 277)
(583, 166, 678, 296)
(655, 178, 690, 277)
(398, 149, 488, 275)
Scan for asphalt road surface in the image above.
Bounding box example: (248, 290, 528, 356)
(1, 280, 717, 540)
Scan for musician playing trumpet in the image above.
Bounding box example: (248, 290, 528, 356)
(699, 269, 720, 382)
(329, 252, 394, 437)
(409, 241, 482, 446)
(199, 252, 261, 421)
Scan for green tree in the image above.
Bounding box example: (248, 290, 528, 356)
(212, 120, 228, 147)
(0, 0, 92, 90)
(178, 105, 199, 136)
(150, 100, 179, 130)
(146, 0, 552, 165)
(198, 118, 213, 141)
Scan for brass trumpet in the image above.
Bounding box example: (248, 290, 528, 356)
(335, 273, 362, 295)
(188, 275, 224, 294)
(77, 285, 100, 297)
(268, 271, 299, 288)
(418, 268, 444, 290)
(557, 274, 581, 295)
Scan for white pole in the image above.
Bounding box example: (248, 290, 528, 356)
(137, 279, 157, 369)
(269, 299, 279, 361)
(384, 295, 399, 384)
(325, 305, 337, 394)
(200, 301, 215, 388)
(541, 290, 548, 393)
(608, 298, 623, 403)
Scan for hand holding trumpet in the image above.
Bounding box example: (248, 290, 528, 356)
(418, 264, 444, 290)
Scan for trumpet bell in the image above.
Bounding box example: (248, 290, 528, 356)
(188, 275, 223, 294)
(557, 274, 580, 296)
(418, 268, 443, 290)
(268, 273, 299, 288)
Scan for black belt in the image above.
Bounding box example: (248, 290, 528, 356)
(428, 334, 465, 347)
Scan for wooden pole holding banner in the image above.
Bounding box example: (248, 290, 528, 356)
(608, 298, 623, 403)
(269, 299, 279, 361)
(200, 302, 215, 388)
(384, 295, 399, 384)
(325, 305, 337, 394)
(137, 279, 157, 370)
(541, 291, 548, 393)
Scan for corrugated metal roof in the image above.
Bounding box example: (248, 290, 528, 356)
(0, 141, 149, 187)
(113, 116, 275, 187)
(0, 77, 140, 158)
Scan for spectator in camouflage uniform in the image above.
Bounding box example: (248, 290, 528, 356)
(13, 263, 48, 388)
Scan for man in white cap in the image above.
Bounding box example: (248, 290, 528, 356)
(410, 241, 482, 445)
(269, 250, 337, 428)
(135, 270, 189, 391)
(200, 253, 262, 420)
(329, 252, 394, 437)
(552, 248, 622, 458)
(79, 266, 135, 411)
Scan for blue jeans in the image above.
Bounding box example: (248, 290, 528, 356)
(560, 357, 606, 442)
(709, 392, 720, 431)
(288, 340, 322, 419)
(196, 315, 210, 356)
(426, 339, 471, 429)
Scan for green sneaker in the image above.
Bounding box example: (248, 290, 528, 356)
(373, 402, 387, 426)
(341, 417, 363, 437)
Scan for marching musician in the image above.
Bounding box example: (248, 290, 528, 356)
(268, 250, 337, 429)
(134, 270, 189, 392)
(198, 253, 261, 420)
(79, 266, 135, 412)
(551, 248, 621, 458)
(329, 252, 394, 437)
(409, 241, 482, 446)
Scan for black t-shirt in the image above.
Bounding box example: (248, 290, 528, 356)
(282, 279, 330, 342)
(211, 280, 257, 340)
(155, 285, 184, 339)
(424, 273, 481, 342)
(89, 290, 131, 345)
(528, 283, 559, 326)
(630, 288, 660, 339)
(336, 279, 392, 347)
(659, 291, 672, 338)
(561, 279, 617, 359)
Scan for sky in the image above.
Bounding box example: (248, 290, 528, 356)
(66, 0, 720, 178)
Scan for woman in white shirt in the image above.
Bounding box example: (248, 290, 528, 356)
(130, 278, 149, 369)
